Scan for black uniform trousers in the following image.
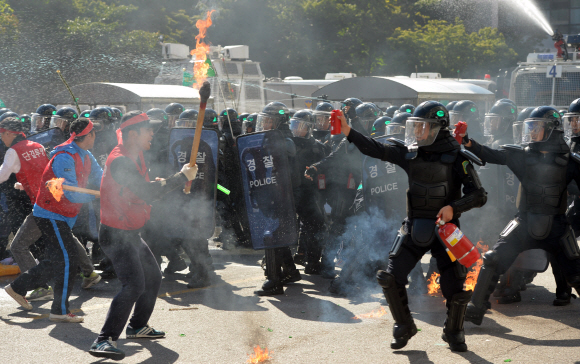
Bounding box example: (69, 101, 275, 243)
(97, 224, 162, 342)
(11, 217, 79, 315)
(490, 215, 580, 281)
(387, 218, 466, 301)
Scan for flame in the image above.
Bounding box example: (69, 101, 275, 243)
(46, 178, 65, 202)
(427, 272, 441, 295)
(464, 242, 489, 291)
(352, 306, 388, 319)
(190, 10, 215, 89)
(247, 346, 271, 363)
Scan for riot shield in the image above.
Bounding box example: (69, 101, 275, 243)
(164, 127, 219, 240)
(237, 130, 297, 250)
(362, 136, 407, 221)
(26, 127, 66, 154)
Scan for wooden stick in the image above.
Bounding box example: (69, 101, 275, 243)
(62, 185, 100, 198)
(184, 81, 211, 194)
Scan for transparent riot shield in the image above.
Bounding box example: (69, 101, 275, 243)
(237, 130, 297, 250)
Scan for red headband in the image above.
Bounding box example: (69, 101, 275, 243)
(0, 128, 26, 138)
(116, 113, 150, 145)
(58, 119, 94, 146)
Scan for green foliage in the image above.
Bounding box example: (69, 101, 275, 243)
(384, 19, 517, 77)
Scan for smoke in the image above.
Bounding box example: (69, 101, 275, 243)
(332, 206, 400, 299)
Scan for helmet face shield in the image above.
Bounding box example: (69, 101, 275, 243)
(176, 118, 192, 128)
(313, 111, 330, 131)
(512, 122, 523, 146)
(484, 114, 503, 137)
(31, 113, 49, 134)
(289, 118, 314, 138)
(50, 115, 70, 131)
(405, 118, 441, 147)
(257, 113, 281, 132)
(386, 124, 405, 137)
(242, 120, 255, 134)
(166, 115, 178, 128)
(563, 114, 580, 138)
(449, 111, 463, 126)
(522, 119, 555, 144)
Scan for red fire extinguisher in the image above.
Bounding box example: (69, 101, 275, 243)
(330, 109, 342, 135)
(437, 219, 480, 268)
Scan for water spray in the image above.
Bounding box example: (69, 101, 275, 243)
(513, 0, 553, 36)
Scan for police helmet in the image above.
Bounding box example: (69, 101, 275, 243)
(203, 108, 219, 129)
(176, 109, 198, 127)
(386, 112, 411, 137)
(371, 116, 391, 137)
(385, 106, 399, 118)
(257, 102, 290, 131)
(399, 104, 415, 114)
(289, 109, 315, 139)
(522, 106, 562, 144)
(405, 101, 449, 148)
(484, 102, 516, 137)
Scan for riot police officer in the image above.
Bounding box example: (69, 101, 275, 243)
(31, 104, 56, 133)
(451, 100, 484, 141)
(312, 102, 333, 143)
(446, 101, 458, 112)
(305, 98, 368, 277)
(220, 108, 241, 136)
(340, 100, 486, 351)
(50, 107, 78, 138)
(289, 110, 328, 274)
(255, 101, 302, 295)
(385, 105, 399, 118)
(399, 104, 415, 115)
(370, 116, 392, 137)
(177, 109, 199, 127)
(165, 103, 184, 129)
(463, 106, 580, 325)
(242, 113, 257, 134)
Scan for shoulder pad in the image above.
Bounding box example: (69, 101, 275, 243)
(387, 137, 406, 148)
(459, 149, 485, 166)
(285, 138, 296, 158)
(571, 152, 580, 165)
(500, 144, 524, 152)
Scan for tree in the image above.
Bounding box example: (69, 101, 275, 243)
(384, 19, 518, 78)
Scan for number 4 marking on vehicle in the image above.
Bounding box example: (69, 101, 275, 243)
(546, 65, 562, 78)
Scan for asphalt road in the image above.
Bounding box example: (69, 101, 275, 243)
(1, 250, 579, 364)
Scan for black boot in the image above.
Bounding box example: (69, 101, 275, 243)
(377, 270, 417, 350)
(442, 291, 472, 352)
(256, 248, 284, 296)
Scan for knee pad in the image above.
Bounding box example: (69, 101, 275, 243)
(482, 250, 499, 267)
(377, 270, 396, 289)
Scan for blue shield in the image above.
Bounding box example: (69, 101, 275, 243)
(237, 130, 297, 250)
(164, 127, 219, 240)
(27, 128, 66, 153)
(361, 136, 407, 221)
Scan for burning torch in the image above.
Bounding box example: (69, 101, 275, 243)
(46, 178, 100, 201)
(184, 81, 211, 194)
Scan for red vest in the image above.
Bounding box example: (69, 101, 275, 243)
(11, 140, 49, 204)
(100, 145, 151, 230)
(36, 151, 92, 217)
